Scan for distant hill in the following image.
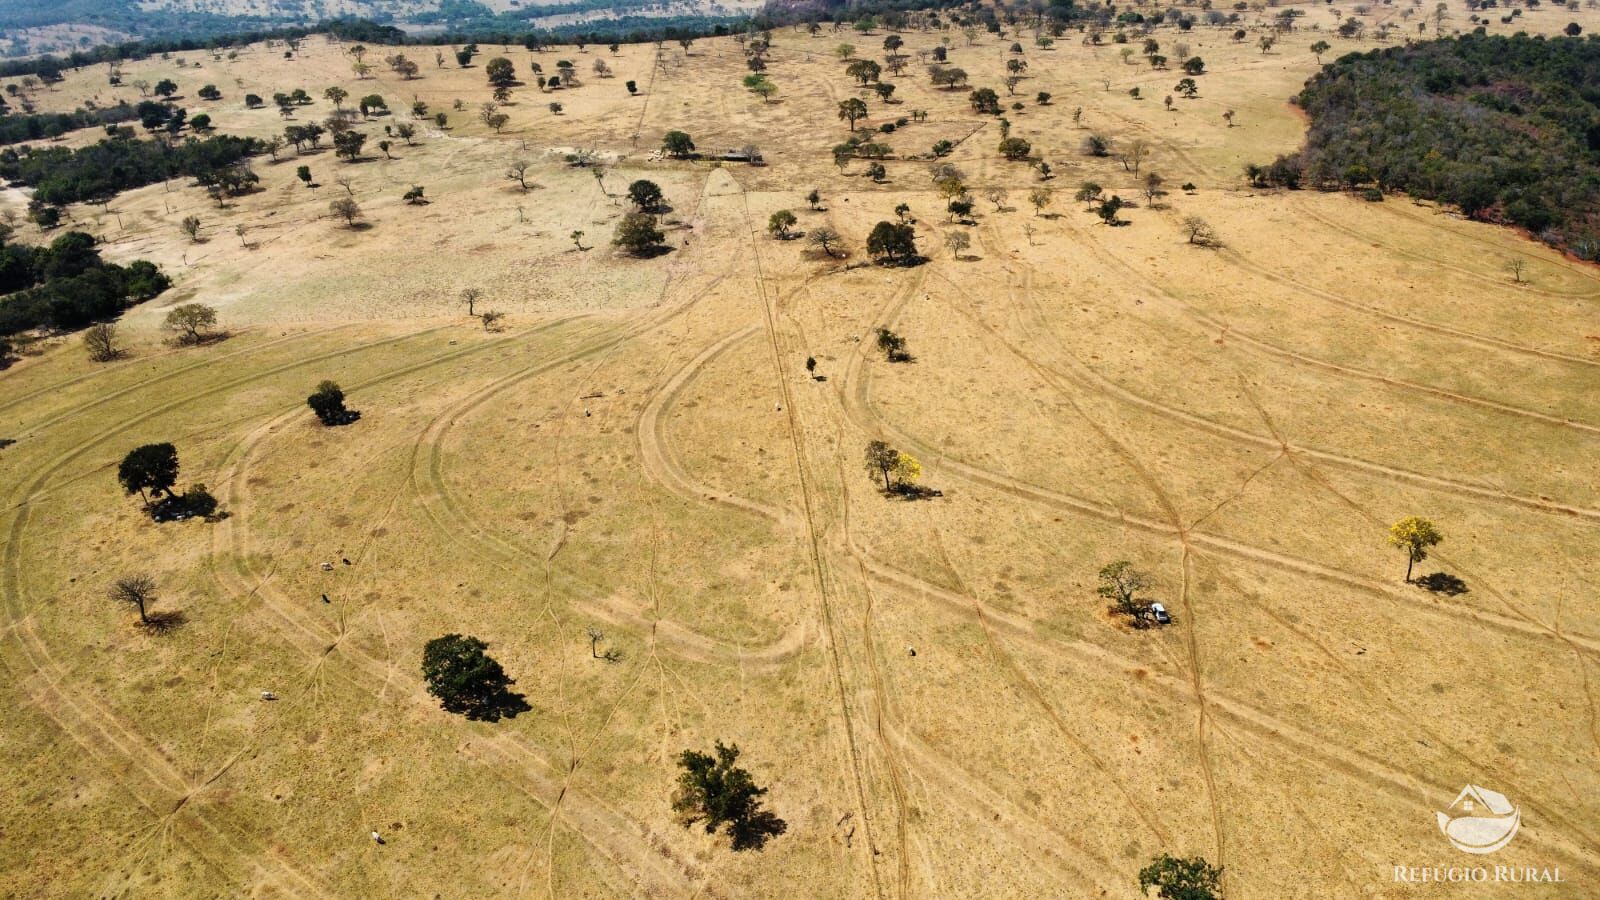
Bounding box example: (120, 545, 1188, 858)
(0, 0, 764, 58)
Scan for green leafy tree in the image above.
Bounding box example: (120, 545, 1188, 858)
(767, 209, 797, 238)
(118, 443, 180, 505)
(485, 57, 516, 87)
(864, 440, 899, 489)
(838, 97, 868, 131)
(662, 130, 696, 158)
(671, 742, 788, 851)
(1138, 854, 1223, 900)
(998, 137, 1032, 160)
(969, 87, 1001, 115)
(333, 130, 366, 160)
(421, 634, 528, 721)
(307, 380, 356, 425)
(866, 221, 917, 263)
(628, 179, 664, 211)
(874, 326, 910, 362)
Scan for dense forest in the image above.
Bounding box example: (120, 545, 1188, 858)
(1254, 33, 1600, 260)
(0, 105, 138, 146)
(0, 132, 263, 208)
(0, 229, 168, 336)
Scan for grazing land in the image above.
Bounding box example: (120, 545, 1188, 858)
(2, 5, 1599, 896)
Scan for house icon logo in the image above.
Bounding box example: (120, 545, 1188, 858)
(1437, 785, 1521, 854)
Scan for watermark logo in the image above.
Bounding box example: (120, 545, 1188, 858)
(1437, 784, 1521, 855)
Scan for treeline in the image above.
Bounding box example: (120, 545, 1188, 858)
(0, 104, 138, 146)
(0, 133, 263, 208)
(0, 1, 983, 82)
(0, 229, 169, 335)
(1254, 33, 1600, 260)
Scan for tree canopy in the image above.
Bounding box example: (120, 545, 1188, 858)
(866, 221, 917, 264)
(118, 443, 180, 504)
(1388, 516, 1444, 582)
(662, 130, 695, 158)
(421, 634, 529, 722)
(671, 741, 788, 851)
(1138, 853, 1223, 899)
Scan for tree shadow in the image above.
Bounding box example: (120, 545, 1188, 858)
(1415, 572, 1469, 596)
(138, 609, 188, 634)
(169, 330, 234, 349)
(728, 810, 788, 851)
(464, 688, 531, 722)
(625, 245, 673, 259)
(887, 484, 942, 501)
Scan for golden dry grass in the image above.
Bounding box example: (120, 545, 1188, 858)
(2, 6, 1600, 897)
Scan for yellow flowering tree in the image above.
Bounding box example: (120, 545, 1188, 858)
(1388, 516, 1443, 582)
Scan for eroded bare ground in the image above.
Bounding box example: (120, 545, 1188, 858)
(2, 7, 1599, 896)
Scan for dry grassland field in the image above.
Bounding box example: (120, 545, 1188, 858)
(2, 3, 1599, 897)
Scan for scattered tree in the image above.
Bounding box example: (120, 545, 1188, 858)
(1118, 138, 1150, 173)
(613, 212, 666, 255)
(874, 326, 911, 362)
(1097, 560, 1153, 625)
(118, 443, 180, 505)
(662, 130, 696, 158)
(83, 322, 119, 362)
(944, 229, 971, 258)
(768, 209, 798, 239)
(163, 303, 218, 344)
(628, 179, 664, 211)
(807, 226, 843, 257)
(108, 574, 157, 625)
(507, 158, 533, 191)
(671, 742, 788, 852)
(421, 634, 529, 721)
(485, 57, 517, 88)
(329, 197, 363, 227)
(1388, 516, 1443, 582)
(307, 380, 358, 425)
(838, 97, 868, 131)
(864, 440, 900, 490)
(1182, 216, 1217, 247)
(866, 221, 917, 264)
(1138, 854, 1223, 900)
(998, 137, 1032, 161)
